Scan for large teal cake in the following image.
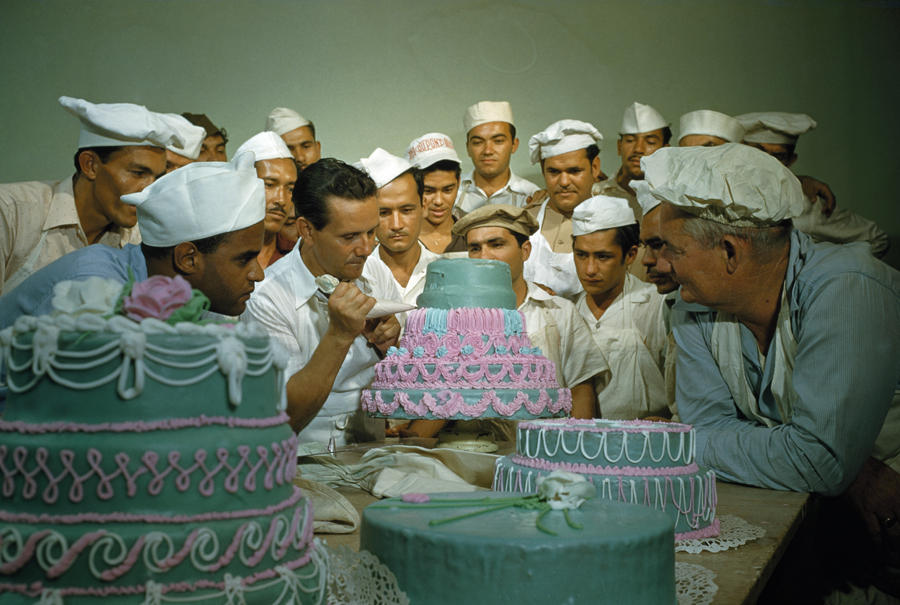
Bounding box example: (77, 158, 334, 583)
(360, 491, 676, 605)
(362, 258, 572, 420)
(0, 314, 326, 603)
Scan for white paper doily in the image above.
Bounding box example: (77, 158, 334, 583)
(676, 514, 766, 554)
(324, 542, 719, 605)
(325, 542, 409, 605)
(676, 562, 718, 605)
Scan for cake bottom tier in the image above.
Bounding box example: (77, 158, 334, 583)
(0, 490, 326, 604)
(361, 491, 676, 605)
(493, 456, 719, 540)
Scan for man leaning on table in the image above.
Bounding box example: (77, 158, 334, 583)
(643, 143, 900, 594)
(243, 158, 402, 450)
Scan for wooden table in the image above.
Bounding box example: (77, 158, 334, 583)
(308, 441, 810, 604)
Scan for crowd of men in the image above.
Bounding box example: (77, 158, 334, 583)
(0, 95, 897, 600)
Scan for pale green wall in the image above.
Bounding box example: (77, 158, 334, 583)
(1, 0, 898, 266)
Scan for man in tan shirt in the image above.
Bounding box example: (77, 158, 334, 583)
(0, 96, 203, 294)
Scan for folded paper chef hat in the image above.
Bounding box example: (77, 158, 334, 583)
(463, 101, 514, 133)
(407, 132, 461, 169)
(182, 112, 227, 139)
(356, 148, 412, 189)
(164, 113, 206, 160)
(636, 186, 663, 217)
(451, 203, 538, 238)
(736, 112, 816, 145)
(266, 107, 311, 136)
(571, 195, 637, 236)
(620, 102, 668, 135)
(528, 119, 603, 164)
(121, 152, 265, 247)
(59, 96, 206, 151)
(635, 143, 805, 226)
(234, 131, 292, 163)
(678, 110, 745, 144)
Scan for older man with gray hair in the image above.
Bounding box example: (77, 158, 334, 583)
(645, 143, 899, 597)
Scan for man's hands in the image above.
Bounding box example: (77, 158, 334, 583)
(797, 175, 836, 217)
(326, 282, 400, 354)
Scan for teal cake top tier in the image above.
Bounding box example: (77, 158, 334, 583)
(415, 258, 516, 309)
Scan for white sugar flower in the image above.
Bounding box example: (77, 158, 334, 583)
(536, 470, 595, 510)
(51, 277, 122, 317)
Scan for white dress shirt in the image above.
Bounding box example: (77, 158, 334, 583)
(370, 241, 440, 306)
(454, 169, 540, 217)
(243, 244, 402, 449)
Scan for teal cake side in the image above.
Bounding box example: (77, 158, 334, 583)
(415, 258, 517, 309)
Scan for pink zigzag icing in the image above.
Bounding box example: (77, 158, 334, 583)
(363, 389, 567, 418)
(0, 436, 299, 503)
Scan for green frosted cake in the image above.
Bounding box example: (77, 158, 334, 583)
(362, 258, 572, 421)
(0, 307, 326, 602)
(361, 490, 676, 605)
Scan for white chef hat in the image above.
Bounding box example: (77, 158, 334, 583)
(572, 195, 637, 236)
(59, 96, 206, 151)
(736, 112, 817, 145)
(266, 107, 311, 136)
(635, 143, 806, 227)
(528, 119, 604, 164)
(234, 131, 292, 163)
(121, 152, 265, 247)
(620, 102, 669, 135)
(635, 186, 663, 217)
(407, 132, 461, 169)
(164, 113, 206, 160)
(678, 110, 745, 144)
(463, 101, 514, 133)
(355, 148, 413, 189)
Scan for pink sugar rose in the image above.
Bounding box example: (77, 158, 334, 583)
(123, 275, 193, 322)
(401, 493, 430, 504)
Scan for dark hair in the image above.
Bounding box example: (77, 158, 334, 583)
(511, 230, 529, 247)
(140, 232, 229, 261)
(292, 158, 376, 230)
(661, 126, 673, 145)
(73, 146, 121, 173)
(613, 223, 641, 256)
(415, 160, 461, 193)
(395, 168, 424, 199)
(585, 144, 600, 163)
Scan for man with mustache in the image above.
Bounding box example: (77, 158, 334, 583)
(243, 158, 401, 450)
(266, 107, 322, 173)
(595, 102, 670, 220)
(361, 148, 439, 305)
(454, 101, 539, 218)
(523, 119, 604, 300)
(233, 132, 298, 269)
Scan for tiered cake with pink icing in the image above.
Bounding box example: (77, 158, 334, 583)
(362, 258, 571, 421)
(493, 418, 719, 540)
(0, 278, 325, 603)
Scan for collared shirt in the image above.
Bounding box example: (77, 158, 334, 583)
(575, 273, 669, 419)
(518, 281, 609, 389)
(242, 244, 401, 448)
(672, 231, 900, 494)
(370, 241, 440, 305)
(454, 169, 540, 218)
(792, 195, 889, 258)
(0, 176, 140, 294)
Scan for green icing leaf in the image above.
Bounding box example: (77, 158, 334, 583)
(165, 289, 211, 325)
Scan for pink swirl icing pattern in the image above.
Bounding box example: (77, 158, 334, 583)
(362, 388, 572, 418)
(0, 435, 299, 504)
(509, 454, 700, 476)
(371, 357, 558, 389)
(0, 500, 315, 587)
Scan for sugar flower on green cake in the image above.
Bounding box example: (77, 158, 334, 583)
(536, 470, 595, 510)
(51, 276, 122, 317)
(116, 274, 210, 324)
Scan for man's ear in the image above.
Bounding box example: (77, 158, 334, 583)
(77, 150, 100, 180)
(510, 137, 520, 154)
(720, 235, 744, 275)
(521, 239, 532, 262)
(173, 242, 203, 275)
(624, 244, 638, 266)
(590, 156, 601, 180)
(296, 216, 315, 241)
